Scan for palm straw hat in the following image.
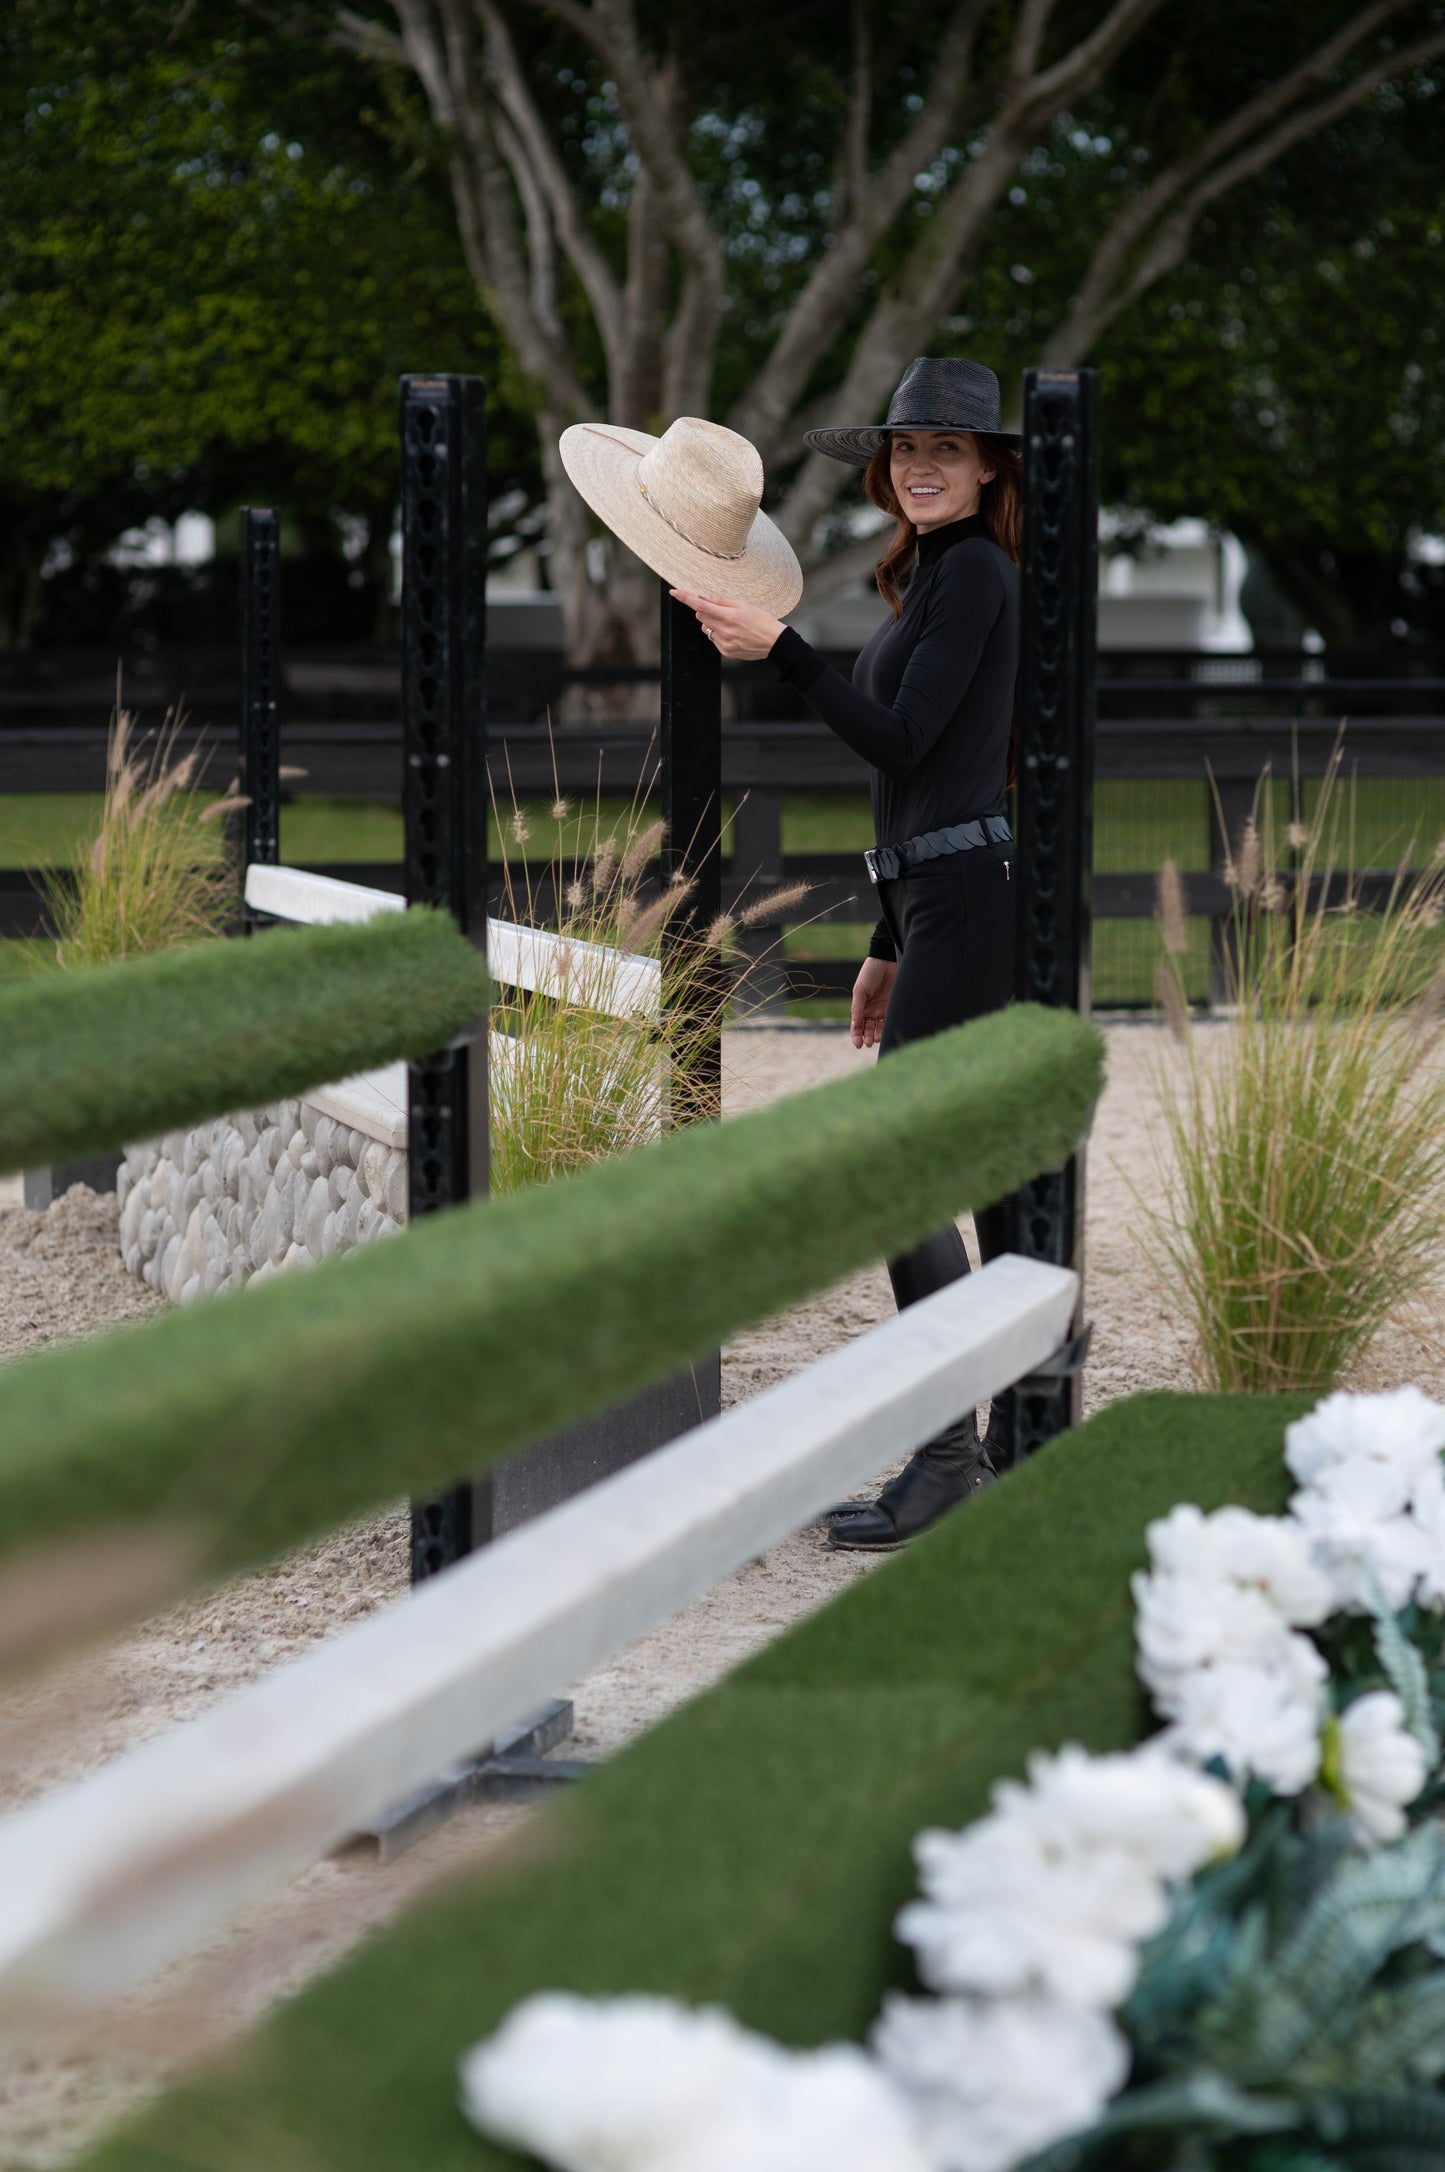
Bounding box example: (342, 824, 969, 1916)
(804, 356, 1021, 467)
(558, 416, 803, 614)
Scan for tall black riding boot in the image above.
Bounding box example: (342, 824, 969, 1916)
(826, 1417, 997, 1552)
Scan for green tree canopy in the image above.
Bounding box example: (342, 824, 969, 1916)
(0, 0, 542, 645)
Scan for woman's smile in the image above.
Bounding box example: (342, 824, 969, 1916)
(889, 431, 996, 530)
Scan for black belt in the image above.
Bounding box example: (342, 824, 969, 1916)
(864, 815, 1013, 885)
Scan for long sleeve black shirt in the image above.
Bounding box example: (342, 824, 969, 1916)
(769, 512, 1019, 960)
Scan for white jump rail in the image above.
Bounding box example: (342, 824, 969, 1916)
(0, 1254, 1076, 2014)
(243, 863, 660, 1018)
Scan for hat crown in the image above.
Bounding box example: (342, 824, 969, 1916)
(636, 418, 762, 559)
(884, 357, 1003, 434)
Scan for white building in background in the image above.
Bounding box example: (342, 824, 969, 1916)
(1096, 518, 1252, 652)
(107, 513, 217, 569)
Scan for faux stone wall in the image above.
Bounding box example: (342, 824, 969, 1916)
(118, 1100, 406, 1306)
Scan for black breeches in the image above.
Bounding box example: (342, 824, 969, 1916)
(876, 845, 1016, 1312)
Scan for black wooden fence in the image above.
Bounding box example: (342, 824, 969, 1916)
(3, 645, 1444, 1003)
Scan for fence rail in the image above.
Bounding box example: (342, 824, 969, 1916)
(6, 662, 1444, 1004)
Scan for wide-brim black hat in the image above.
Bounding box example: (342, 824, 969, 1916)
(804, 357, 1021, 468)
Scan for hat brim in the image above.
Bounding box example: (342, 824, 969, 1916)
(804, 423, 1023, 468)
(559, 424, 803, 615)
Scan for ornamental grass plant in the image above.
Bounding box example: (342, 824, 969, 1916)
(489, 776, 809, 1194)
(40, 687, 242, 970)
(1148, 745, 1445, 1394)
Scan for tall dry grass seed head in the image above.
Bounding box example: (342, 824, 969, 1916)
(488, 784, 808, 1194)
(42, 691, 241, 970)
(1146, 751, 1445, 1394)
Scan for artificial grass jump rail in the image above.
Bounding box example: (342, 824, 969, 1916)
(0, 1003, 1101, 1587)
(0, 913, 492, 1175)
(77, 1391, 1307, 2172)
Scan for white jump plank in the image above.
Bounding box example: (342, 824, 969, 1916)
(0, 1256, 1075, 2013)
(244, 863, 406, 926)
(488, 919, 659, 1018)
(242, 864, 658, 1019)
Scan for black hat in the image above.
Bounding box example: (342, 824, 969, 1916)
(804, 357, 1020, 468)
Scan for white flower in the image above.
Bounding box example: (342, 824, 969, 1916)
(897, 1811, 1162, 2010)
(1162, 1659, 1325, 1795)
(458, 1994, 930, 2172)
(1285, 1389, 1445, 1510)
(1289, 1484, 1431, 1614)
(1409, 1463, 1445, 1610)
(994, 1743, 1245, 1883)
(896, 1746, 1241, 2011)
(1143, 1504, 1334, 1625)
(1335, 1691, 1429, 1848)
(874, 1990, 1129, 2172)
(1133, 1566, 1307, 1697)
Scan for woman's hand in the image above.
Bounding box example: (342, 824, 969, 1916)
(850, 957, 897, 1052)
(670, 589, 785, 662)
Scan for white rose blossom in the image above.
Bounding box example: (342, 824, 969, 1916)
(1288, 1483, 1432, 1614)
(1283, 1390, 1445, 1614)
(1131, 1566, 1312, 1697)
(995, 1743, 1246, 1878)
(1161, 1658, 1326, 1795)
(1133, 1504, 1331, 1791)
(1334, 1691, 1430, 1848)
(457, 1993, 931, 2172)
(896, 1746, 1242, 2010)
(1284, 1388, 1445, 1503)
(873, 1989, 1130, 2172)
(1142, 1504, 1334, 1624)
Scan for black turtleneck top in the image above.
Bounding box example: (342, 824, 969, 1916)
(768, 512, 1019, 960)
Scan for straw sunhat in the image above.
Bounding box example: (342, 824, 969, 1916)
(558, 416, 803, 615)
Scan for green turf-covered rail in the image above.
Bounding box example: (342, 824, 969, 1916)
(73, 1390, 1304, 2172)
(0, 1003, 1102, 1583)
(0, 913, 492, 1176)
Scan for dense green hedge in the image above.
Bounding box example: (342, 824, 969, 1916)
(0, 912, 491, 1175)
(0, 1004, 1102, 1584)
(78, 1389, 1307, 2172)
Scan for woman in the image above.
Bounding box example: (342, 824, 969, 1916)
(672, 356, 1022, 1551)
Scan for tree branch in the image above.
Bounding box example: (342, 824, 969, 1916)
(493, 109, 562, 340)
(1037, 0, 1442, 367)
(1013, 0, 1173, 125)
(836, 0, 872, 227)
(728, 0, 993, 457)
(475, 0, 625, 377)
(589, 5, 727, 342)
(1006, 0, 1060, 85)
(798, 527, 890, 605)
(417, 0, 595, 418)
(617, 166, 668, 425)
(333, 6, 409, 65)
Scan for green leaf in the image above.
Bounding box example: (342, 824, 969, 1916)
(1315, 2085, 1445, 2170)
(1020, 2071, 1303, 2167)
(1201, 1827, 1445, 2080)
(1345, 1971, 1445, 2088)
(1367, 1584, 1441, 1769)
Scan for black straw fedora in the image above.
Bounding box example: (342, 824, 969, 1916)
(804, 357, 1020, 468)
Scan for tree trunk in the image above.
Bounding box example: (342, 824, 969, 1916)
(0, 524, 42, 652)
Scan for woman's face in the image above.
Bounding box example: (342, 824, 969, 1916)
(888, 430, 995, 530)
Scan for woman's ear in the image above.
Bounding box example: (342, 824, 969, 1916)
(978, 464, 997, 489)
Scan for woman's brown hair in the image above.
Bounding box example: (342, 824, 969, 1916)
(864, 433, 1022, 618)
